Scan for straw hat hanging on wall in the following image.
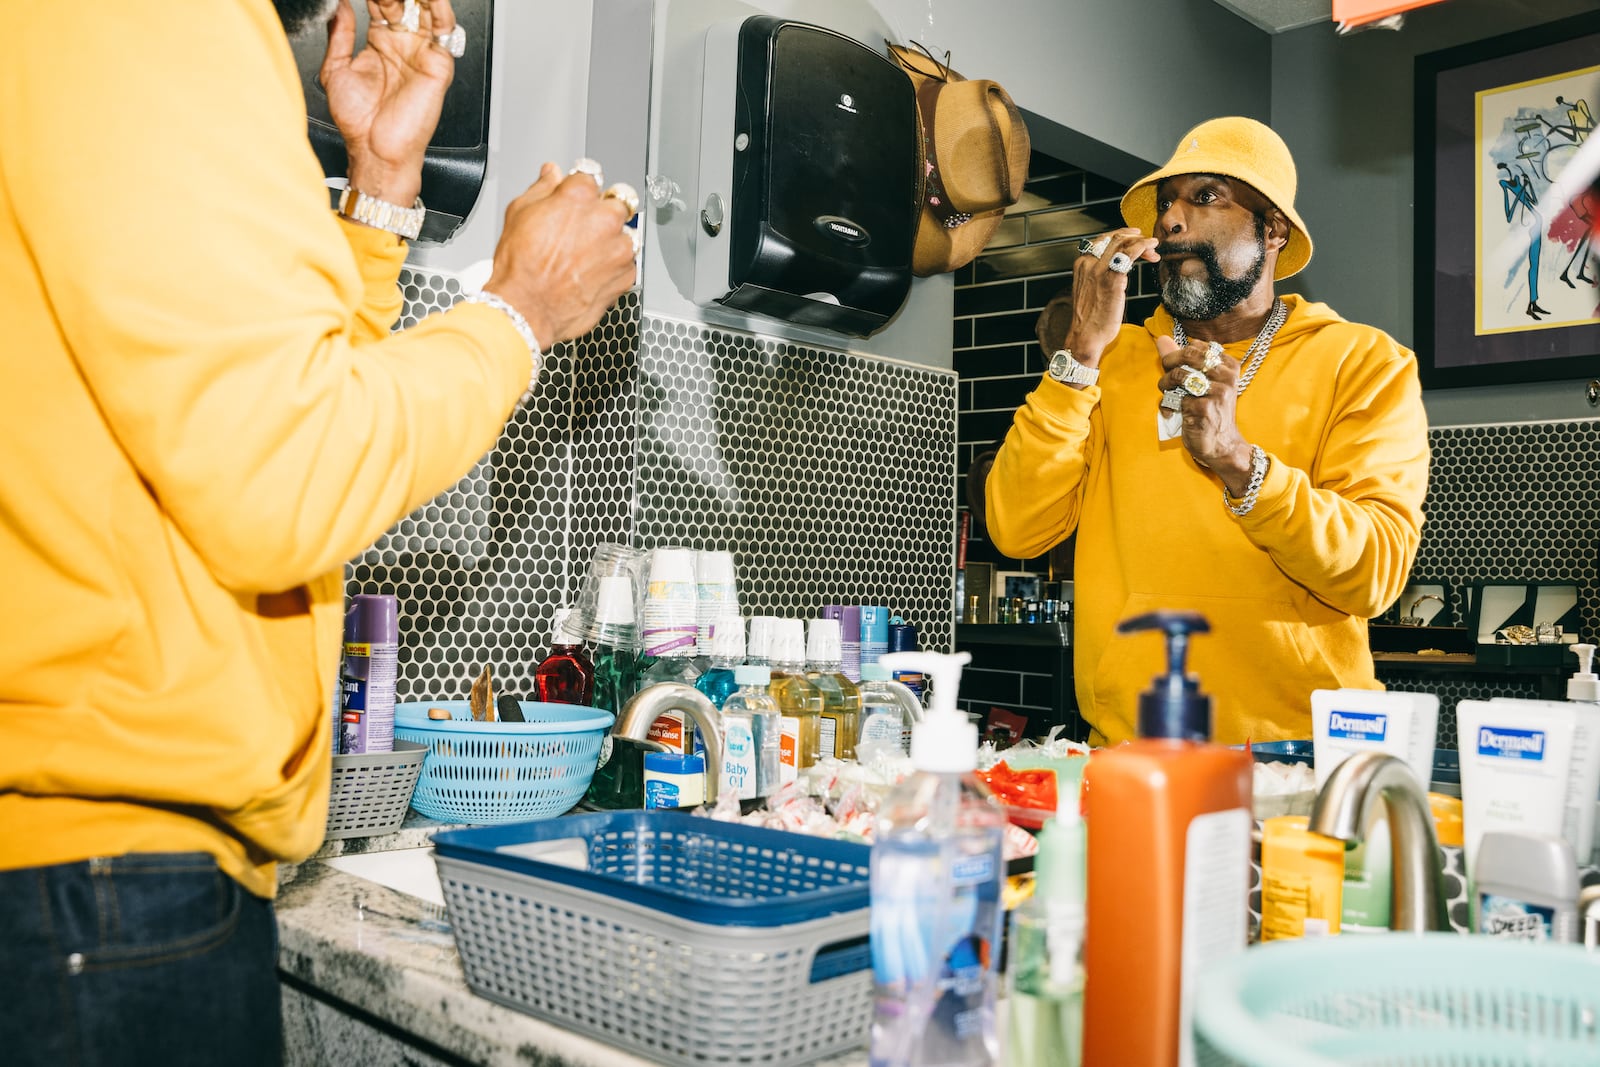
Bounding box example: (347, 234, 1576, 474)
(889, 42, 1031, 276)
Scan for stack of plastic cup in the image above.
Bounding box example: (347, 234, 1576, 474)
(591, 575, 638, 650)
(641, 547, 699, 659)
(696, 550, 739, 658)
(573, 543, 646, 650)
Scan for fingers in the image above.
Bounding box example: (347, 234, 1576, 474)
(320, 0, 357, 84)
(425, 0, 457, 32)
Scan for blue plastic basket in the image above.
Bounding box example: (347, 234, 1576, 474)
(430, 811, 874, 1066)
(393, 700, 613, 824)
(1194, 933, 1600, 1066)
(431, 808, 871, 925)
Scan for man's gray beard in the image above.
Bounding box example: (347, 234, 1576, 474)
(275, 0, 341, 39)
(1160, 273, 1220, 321)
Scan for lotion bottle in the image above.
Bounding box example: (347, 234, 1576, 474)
(1081, 612, 1252, 1067)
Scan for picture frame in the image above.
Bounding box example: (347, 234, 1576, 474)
(1414, 10, 1600, 389)
(1467, 580, 1582, 666)
(995, 571, 1042, 603)
(1379, 582, 1452, 626)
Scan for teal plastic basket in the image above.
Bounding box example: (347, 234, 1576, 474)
(1194, 933, 1600, 1067)
(394, 701, 613, 824)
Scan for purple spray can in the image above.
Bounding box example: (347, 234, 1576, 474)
(340, 594, 398, 754)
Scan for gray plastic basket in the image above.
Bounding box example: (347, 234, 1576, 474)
(434, 848, 873, 1066)
(324, 739, 426, 840)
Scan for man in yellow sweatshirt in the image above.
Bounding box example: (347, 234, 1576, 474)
(0, 1, 637, 1062)
(986, 117, 1429, 748)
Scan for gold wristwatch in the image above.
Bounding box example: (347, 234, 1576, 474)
(337, 184, 425, 240)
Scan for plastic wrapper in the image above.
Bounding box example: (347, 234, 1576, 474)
(976, 726, 1091, 828)
(1252, 758, 1316, 820)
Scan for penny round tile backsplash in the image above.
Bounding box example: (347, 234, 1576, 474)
(349, 271, 957, 703)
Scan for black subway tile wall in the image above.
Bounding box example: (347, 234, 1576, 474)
(952, 151, 1155, 730)
(954, 152, 1600, 745)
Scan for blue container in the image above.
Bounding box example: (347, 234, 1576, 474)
(1240, 739, 1315, 766)
(432, 809, 871, 926)
(394, 700, 613, 823)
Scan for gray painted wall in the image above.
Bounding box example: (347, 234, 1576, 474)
(881, 0, 1273, 182)
(1270, 0, 1600, 425)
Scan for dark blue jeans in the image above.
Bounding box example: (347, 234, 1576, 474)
(0, 851, 282, 1066)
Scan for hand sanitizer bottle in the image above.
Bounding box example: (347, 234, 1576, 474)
(869, 651, 1005, 1067)
(1081, 612, 1251, 1067)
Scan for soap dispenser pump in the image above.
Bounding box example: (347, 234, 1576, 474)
(1081, 612, 1253, 1067)
(1569, 643, 1599, 703)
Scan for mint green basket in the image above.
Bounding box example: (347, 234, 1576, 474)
(1194, 934, 1600, 1066)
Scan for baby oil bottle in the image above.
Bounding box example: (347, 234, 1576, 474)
(1081, 611, 1252, 1067)
(806, 617, 862, 760)
(769, 619, 822, 785)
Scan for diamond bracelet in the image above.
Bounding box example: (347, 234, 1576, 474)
(462, 290, 543, 399)
(1224, 444, 1270, 517)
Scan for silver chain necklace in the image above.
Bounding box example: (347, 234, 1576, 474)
(1173, 298, 1288, 396)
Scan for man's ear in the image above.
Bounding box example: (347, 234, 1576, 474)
(1267, 209, 1291, 253)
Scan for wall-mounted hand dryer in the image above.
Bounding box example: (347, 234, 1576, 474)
(692, 16, 920, 337)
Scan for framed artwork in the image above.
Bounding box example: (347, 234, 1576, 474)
(1415, 11, 1600, 388)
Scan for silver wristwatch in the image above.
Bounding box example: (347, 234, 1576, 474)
(1047, 349, 1099, 387)
(337, 184, 426, 240)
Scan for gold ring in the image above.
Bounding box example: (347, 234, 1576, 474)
(1181, 367, 1211, 397)
(602, 182, 640, 221)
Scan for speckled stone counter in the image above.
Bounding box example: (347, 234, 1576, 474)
(275, 815, 870, 1067)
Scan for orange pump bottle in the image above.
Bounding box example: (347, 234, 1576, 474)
(1081, 612, 1253, 1067)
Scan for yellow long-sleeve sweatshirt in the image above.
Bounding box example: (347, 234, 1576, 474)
(0, 3, 533, 897)
(987, 296, 1429, 746)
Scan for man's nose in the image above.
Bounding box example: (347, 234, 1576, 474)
(1158, 203, 1185, 238)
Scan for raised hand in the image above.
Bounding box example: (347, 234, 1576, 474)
(320, 0, 459, 205)
(482, 164, 640, 348)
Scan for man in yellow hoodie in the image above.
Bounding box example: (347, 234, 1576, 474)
(0, 1, 637, 1062)
(986, 117, 1429, 748)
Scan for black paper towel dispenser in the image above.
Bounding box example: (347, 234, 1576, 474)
(289, 1, 493, 245)
(692, 17, 920, 337)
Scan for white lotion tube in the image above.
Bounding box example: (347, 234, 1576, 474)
(1311, 689, 1439, 790)
(1457, 699, 1577, 881)
(1489, 697, 1600, 866)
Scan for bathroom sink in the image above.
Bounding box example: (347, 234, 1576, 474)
(323, 847, 445, 907)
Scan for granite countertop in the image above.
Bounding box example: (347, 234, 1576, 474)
(277, 813, 868, 1067)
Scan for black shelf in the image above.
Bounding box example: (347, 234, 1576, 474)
(954, 622, 1071, 648)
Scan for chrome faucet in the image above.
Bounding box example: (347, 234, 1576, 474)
(613, 683, 723, 803)
(1308, 750, 1450, 932)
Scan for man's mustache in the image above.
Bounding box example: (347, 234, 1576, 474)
(1156, 241, 1217, 259)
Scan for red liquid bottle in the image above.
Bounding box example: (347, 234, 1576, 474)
(534, 609, 595, 705)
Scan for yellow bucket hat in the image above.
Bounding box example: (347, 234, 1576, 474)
(1119, 116, 1312, 280)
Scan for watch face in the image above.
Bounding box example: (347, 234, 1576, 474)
(1049, 351, 1073, 380)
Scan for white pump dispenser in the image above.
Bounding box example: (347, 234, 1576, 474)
(1569, 644, 1600, 703)
(868, 648, 1004, 1066)
(879, 650, 974, 773)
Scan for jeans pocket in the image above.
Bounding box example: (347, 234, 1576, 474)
(76, 853, 243, 972)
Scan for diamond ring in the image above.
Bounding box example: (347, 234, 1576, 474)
(570, 158, 605, 186)
(602, 182, 641, 221)
(1181, 367, 1211, 397)
(1107, 251, 1134, 274)
(1077, 235, 1110, 258)
(433, 24, 466, 58)
(1201, 342, 1224, 372)
(1160, 387, 1186, 411)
